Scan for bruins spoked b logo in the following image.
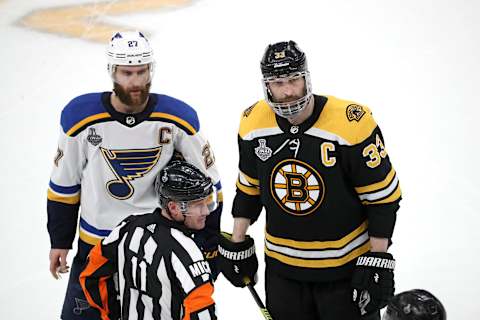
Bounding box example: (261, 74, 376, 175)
(270, 159, 325, 216)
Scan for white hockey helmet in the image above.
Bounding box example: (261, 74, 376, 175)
(107, 31, 155, 80)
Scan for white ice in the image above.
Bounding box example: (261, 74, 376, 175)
(1, 0, 479, 318)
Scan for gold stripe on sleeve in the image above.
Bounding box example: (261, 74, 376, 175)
(47, 189, 80, 205)
(355, 168, 396, 194)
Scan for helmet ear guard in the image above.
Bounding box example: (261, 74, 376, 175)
(106, 31, 155, 81)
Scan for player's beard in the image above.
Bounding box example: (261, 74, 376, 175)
(113, 82, 151, 108)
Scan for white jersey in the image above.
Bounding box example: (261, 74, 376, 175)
(47, 92, 222, 247)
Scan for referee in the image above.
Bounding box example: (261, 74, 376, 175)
(79, 161, 217, 320)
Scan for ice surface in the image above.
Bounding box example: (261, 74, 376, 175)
(1, 0, 479, 318)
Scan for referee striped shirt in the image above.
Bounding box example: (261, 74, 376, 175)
(80, 209, 216, 320)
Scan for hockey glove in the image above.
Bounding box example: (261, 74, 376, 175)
(217, 232, 258, 288)
(352, 252, 395, 317)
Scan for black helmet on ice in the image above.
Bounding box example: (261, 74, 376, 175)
(383, 289, 446, 320)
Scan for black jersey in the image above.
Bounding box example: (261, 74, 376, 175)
(80, 210, 216, 320)
(233, 95, 401, 282)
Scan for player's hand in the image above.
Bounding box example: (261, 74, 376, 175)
(217, 232, 258, 288)
(352, 252, 395, 317)
(49, 248, 70, 279)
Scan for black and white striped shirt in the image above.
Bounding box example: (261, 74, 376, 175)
(80, 209, 216, 320)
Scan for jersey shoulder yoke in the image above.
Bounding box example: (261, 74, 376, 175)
(238, 100, 278, 140)
(313, 95, 377, 145)
(61, 92, 110, 136)
(150, 94, 200, 135)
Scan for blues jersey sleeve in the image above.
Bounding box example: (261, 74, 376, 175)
(47, 109, 87, 248)
(340, 109, 401, 238)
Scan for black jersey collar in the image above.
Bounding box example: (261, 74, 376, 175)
(101, 92, 157, 127)
(275, 95, 327, 134)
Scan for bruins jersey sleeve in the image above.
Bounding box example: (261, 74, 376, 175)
(336, 103, 401, 238)
(232, 102, 278, 222)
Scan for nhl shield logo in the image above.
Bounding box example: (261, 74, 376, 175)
(87, 128, 102, 146)
(255, 139, 272, 162)
(346, 104, 366, 122)
(126, 116, 136, 125)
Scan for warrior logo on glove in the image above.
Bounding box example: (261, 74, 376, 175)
(352, 252, 395, 317)
(217, 232, 258, 288)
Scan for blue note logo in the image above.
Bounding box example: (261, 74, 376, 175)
(101, 147, 162, 200)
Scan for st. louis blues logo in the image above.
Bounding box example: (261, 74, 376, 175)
(101, 147, 162, 200)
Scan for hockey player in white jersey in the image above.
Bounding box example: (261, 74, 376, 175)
(47, 31, 222, 320)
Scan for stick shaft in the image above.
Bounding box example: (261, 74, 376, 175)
(246, 283, 274, 320)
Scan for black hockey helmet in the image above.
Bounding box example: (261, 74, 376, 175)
(260, 41, 312, 118)
(155, 160, 214, 213)
(383, 289, 446, 320)
(261, 40, 308, 78)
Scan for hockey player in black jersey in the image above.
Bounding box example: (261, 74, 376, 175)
(80, 161, 217, 320)
(218, 41, 401, 319)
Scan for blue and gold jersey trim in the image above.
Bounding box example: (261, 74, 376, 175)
(79, 217, 111, 245)
(60, 93, 112, 137)
(151, 94, 200, 135)
(48, 180, 81, 204)
(149, 112, 197, 135)
(214, 181, 224, 203)
(265, 221, 371, 268)
(355, 168, 402, 205)
(66, 112, 112, 137)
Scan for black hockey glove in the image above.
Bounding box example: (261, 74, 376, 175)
(352, 252, 395, 317)
(217, 232, 258, 288)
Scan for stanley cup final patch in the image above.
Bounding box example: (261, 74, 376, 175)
(255, 139, 272, 161)
(87, 128, 102, 146)
(346, 104, 366, 122)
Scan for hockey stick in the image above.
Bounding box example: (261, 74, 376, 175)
(244, 277, 274, 320)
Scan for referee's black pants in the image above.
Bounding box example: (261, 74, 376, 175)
(265, 270, 380, 320)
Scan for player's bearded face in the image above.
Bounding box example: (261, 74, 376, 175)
(113, 64, 152, 107)
(267, 75, 306, 103)
(114, 81, 151, 107)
